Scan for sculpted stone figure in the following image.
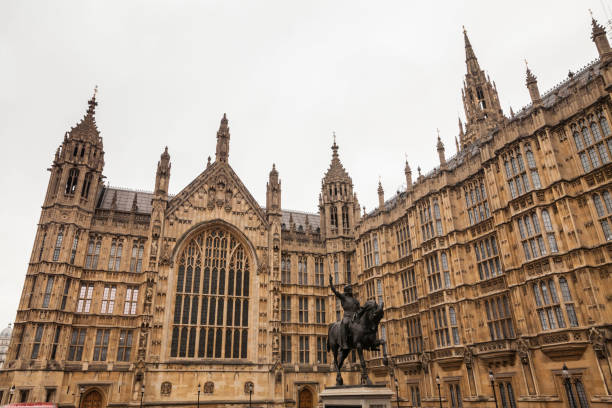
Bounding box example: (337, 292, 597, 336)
(327, 275, 385, 385)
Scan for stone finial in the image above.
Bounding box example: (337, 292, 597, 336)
(378, 180, 385, 209)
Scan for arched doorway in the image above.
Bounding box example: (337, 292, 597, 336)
(80, 390, 102, 408)
(298, 388, 313, 408)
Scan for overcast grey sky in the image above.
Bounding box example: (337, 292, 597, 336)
(0, 0, 608, 326)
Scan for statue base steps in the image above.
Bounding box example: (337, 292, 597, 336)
(319, 384, 394, 408)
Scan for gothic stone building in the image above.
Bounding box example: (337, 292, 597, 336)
(1, 18, 612, 408)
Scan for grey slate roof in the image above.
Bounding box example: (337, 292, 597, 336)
(96, 187, 321, 232)
(97, 187, 154, 214)
(281, 210, 321, 231)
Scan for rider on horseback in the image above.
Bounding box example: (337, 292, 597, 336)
(329, 274, 361, 350)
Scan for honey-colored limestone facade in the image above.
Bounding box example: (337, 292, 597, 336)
(1, 19, 612, 408)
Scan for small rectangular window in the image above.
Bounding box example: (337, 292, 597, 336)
(124, 286, 139, 315)
(117, 329, 133, 362)
(93, 329, 110, 361)
(76, 283, 94, 313)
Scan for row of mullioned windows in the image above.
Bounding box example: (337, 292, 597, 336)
(592, 190, 612, 240)
(465, 180, 491, 225)
(82, 237, 144, 272)
(572, 113, 612, 173)
(419, 199, 443, 241)
(14, 324, 133, 362)
(281, 255, 327, 286)
(503, 144, 542, 199)
(281, 334, 328, 364)
(425, 252, 451, 292)
(279, 296, 327, 324)
(517, 209, 558, 260)
(76, 283, 138, 315)
(395, 218, 411, 258)
(362, 234, 380, 269)
(400, 268, 417, 303)
(533, 277, 578, 330)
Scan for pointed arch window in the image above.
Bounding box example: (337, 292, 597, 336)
(53, 229, 63, 261)
(85, 236, 102, 269)
(65, 168, 79, 195)
(81, 173, 93, 198)
(330, 206, 338, 229)
(130, 241, 144, 272)
(170, 228, 250, 360)
(572, 115, 612, 173)
(108, 239, 123, 271)
(341, 205, 350, 230)
(592, 190, 612, 240)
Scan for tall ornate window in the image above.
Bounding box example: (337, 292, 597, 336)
(572, 114, 612, 173)
(85, 236, 101, 269)
(330, 206, 338, 229)
(341, 205, 350, 230)
(281, 334, 292, 363)
(465, 179, 491, 225)
(433, 199, 443, 236)
(485, 294, 515, 340)
(81, 173, 93, 199)
(42, 276, 54, 308)
(170, 228, 250, 360)
(101, 285, 116, 314)
(31, 324, 44, 359)
(93, 329, 110, 361)
(474, 235, 503, 280)
(406, 316, 423, 353)
(425, 253, 442, 292)
(299, 297, 309, 323)
(53, 230, 63, 261)
(419, 201, 434, 241)
(68, 328, 86, 361)
(314, 257, 324, 286)
(281, 254, 291, 284)
(130, 241, 144, 272)
(533, 277, 579, 330)
(503, 145, 540, 199)
(299, 335, 310, 363)
(432, 307, 451, 347)
(76, 283, 93, 313)
(108, 239, 123, 271)
(65, 168, 79, 195)
(400, 268, 417, 304)
(395, 218, 411, 258)
(117, 330, 133, 362)
(496, 380, 517, 408)
(281, 295, 291, 322)
(592, 190, 612, 240)
(449, 306, 460, 345)
(298, 256, 307, 285)
(315, 298, 326, 324)
(517, 210, 558, 260)
(448, 383, 463, 408)
(316, 335, 327, 363)
(123, 286, 138, 315)
(69, 231, 79, 264)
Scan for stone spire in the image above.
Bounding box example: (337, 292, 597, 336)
(377, 180, 385, 209)
(460, 27, 504, 147)
(323, 137, 352, 184)
(155, 146, 171, 197)
(404, 157, 412, 191)
(266, 163, 281, 212)
(525, 60, 541, 106)
(591, 12, 612, 59)
(463, 26, 480, 74)
(437, 130, 446, 168)
(131, 193, 139, 212)
(67, 86, 101, 143)
(215, 113, 230, 163)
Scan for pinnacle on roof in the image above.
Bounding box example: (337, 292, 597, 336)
(404, 158, 411, 173)
(270, 163, 278, 177)
(591, 10, 606, 39)
(377, 180, 384, 194)
(437, 130, 444, 151)
(323, 135, 352, 184)
(463, 26, 480, 73)
(161, 146, 170, 160)
(68, 86, 101, 142)
(525, 59, 537, 85)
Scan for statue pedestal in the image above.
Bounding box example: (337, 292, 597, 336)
(319, 385, 394, 408)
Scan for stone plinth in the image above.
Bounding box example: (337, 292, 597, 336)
(320, 385, 394, 408)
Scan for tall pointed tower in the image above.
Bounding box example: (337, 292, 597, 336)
(460, 27, 504, 147)
(320, 137, 358, 285)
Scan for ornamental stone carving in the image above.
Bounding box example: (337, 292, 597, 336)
(204, 381, 214, 394)
(160, 381, 172, 396)
(516, 338, 530, 365)
(589, 327, 607, 359)
(463, 346, 474, 368)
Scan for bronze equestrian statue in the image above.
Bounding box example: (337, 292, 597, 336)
(327, 275, 385, 386)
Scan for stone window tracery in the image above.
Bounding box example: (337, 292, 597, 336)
(484, 294, 514, 340)
(65, 168, 79, 195)
(533, 277, 578, 330)
(170, 228, 250, 360)
(592, 190, 612, 240)
(400, 268, 417, 304)
(474, 235, 502, 280)
(572, 113, 612, 173)
(503, 144, 541, 199)
(517, 210, 558, 260)
(464, 179, 491, 225)
(52, 229, 63, 261)
(395, 218, 411, 258)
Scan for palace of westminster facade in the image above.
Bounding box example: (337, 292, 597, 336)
(1, 17, 612, 408)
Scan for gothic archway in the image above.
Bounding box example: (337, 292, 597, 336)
(80, 390, 102, 408)
(169, 225, 253, 360)
(298, 387, 314, 408)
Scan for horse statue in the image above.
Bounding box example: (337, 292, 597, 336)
(327, 299, 385, 385)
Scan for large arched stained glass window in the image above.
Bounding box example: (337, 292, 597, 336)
(170, 228, 250, 359)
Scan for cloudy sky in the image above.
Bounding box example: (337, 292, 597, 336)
(0, 0, 608, 326)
